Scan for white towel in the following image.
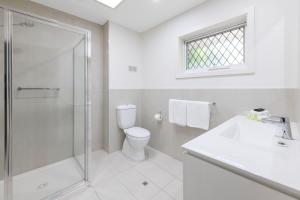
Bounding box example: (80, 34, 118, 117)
(169, 99, 187, 127)
(169, 99, 175, 123)
(187, 101, 210, 130)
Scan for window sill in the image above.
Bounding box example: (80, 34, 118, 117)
(176, 67, 255, 79)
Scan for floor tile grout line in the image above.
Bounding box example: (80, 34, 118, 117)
(91, 167, 121, 187)
(91, 152, 139, 187)
(94, 148, 181, 183)
(151, 188, 177, 200)
(147, 158, 183, 182)
(93, 170, 139, 200)
(162, 179, 183, 200)
(91, 149, 182, 200)
(146, 149, 183, 199)
(90, 186, 103, 200)
(112, 152, 141, 173)
(145, 147, 183, 180)
(114, 159, 169, 200)
(94, 154, 150, 200)
(124, 148, 182, 189)
(134, 163, 166, 189)
(133, 162, 175, 189)
(131, 167, 167, 199)
(114, 173, 140, 200)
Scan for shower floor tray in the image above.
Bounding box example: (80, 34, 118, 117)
(0, 157, 83, 200)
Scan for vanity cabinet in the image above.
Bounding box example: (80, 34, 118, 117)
(183, 153, 297, 200)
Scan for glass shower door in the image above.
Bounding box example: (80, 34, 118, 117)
(0, 8, 4, 200)
(73, 39, 86, 171)
(10, 12, 87, 200)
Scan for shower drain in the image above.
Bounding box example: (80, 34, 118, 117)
(37, 182, 49, 190)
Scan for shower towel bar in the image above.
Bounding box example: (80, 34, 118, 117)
(17, 87, 60, 91)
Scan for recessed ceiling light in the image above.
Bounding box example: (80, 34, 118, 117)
(95, 0, 124, 8)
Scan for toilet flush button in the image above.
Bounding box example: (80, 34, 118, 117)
(128, 66, 138, 72)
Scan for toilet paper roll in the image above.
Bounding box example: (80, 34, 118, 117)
(154, 113, 163, 122)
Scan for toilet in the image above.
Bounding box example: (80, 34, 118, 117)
(117, 104, 151, 161)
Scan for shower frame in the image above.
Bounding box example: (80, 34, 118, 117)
(1, 6, 92, 200)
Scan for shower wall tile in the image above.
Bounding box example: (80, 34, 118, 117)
(12, 49, 74, 175)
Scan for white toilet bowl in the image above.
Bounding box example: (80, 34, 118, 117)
(117, 105, 151, 161)
(122, 127, 150, 161)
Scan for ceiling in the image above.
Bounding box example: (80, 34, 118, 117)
(31, 0, 207, 32)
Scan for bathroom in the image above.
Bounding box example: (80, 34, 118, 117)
(0, 0, 299, 199)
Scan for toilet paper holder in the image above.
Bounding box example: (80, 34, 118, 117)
(210, 102, 216, 106)
(154, 111, 163, 122)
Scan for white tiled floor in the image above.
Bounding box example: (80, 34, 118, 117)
(68, 147, 183, 200)
(0, 147, 182, 200)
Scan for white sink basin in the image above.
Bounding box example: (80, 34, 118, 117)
(219, 118, 280, 148)
(182, 115, 300, 197)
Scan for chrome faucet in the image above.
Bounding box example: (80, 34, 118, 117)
(261, 116, 293, 140)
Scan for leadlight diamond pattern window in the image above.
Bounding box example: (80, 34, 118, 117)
(185, 25, 246, 71)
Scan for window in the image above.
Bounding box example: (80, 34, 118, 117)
(177, 10, 255, 78)
(185, 24, 246, 71)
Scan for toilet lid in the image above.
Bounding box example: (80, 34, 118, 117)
(124, 127, 151, 138)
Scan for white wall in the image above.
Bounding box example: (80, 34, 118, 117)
(104, 0, 300, 157)
(109, 22, 143, 89)
(142, 0, 299, 89)
(293, 0, 300, 129)
(105, 22, 143, 152)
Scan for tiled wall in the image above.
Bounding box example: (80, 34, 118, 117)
(141, 89, 294, 160)
(108, 89, 294, 160)
(12, 50, 75, 175)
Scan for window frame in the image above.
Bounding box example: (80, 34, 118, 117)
(177, 7, 255, 79)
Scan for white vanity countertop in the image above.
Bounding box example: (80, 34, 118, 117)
(182, 115, 300, 198)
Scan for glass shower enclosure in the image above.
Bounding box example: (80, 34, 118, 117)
(0, 6, 91, 200)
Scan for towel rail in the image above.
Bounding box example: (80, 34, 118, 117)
(17, 87, 60, 91)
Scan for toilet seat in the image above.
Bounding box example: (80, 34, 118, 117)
(124, 127, 150, 139)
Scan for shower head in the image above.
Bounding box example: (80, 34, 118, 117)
(18, 21, 35, 28)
